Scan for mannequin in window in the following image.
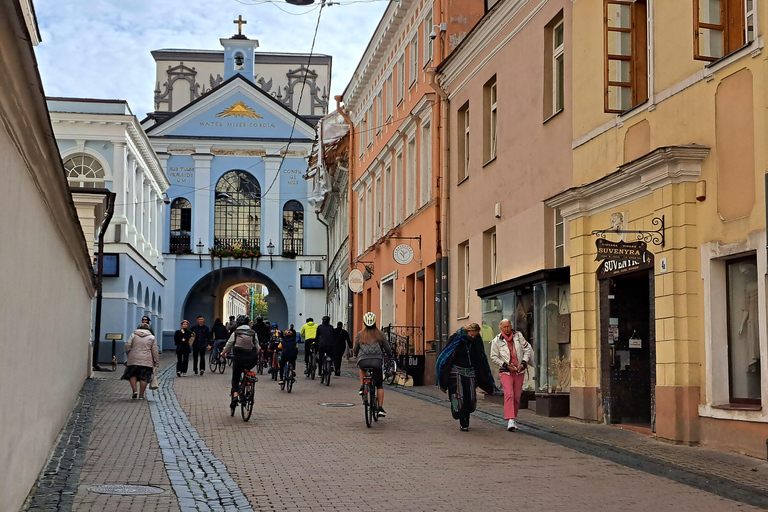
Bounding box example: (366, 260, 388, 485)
(738, 263, 760, 372)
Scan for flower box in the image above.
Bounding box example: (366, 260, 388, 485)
(534, 392, 570, 417)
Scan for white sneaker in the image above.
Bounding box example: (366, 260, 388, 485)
(507, 419, 516, 431)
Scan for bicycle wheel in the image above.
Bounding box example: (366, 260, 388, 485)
(286, 365, 294, 393)
(257, 353, 265, 375)
(384, 359, 397, 385)
(324, 359, 332, 386)
(364, 382, 373, 428)
(218, 357, 226, 374)
(241, 379, 254, 422)
(372, 383, 380, 422)
(310, 356, 316, 380)
(272, 360, 279, 381)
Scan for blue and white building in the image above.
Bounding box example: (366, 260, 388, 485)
(142, 28, 331, 348)
(48, 97, 171, 361)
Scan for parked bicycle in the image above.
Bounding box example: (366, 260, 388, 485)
(361, 367, 379, 428)
(231, 367, 257, 422)
(383, 355, 397, 385)
(280, 360, 296, 393)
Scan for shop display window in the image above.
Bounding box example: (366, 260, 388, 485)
(726, 256, 761, 403)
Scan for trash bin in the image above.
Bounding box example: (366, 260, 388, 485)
(405, 354, 425, 386)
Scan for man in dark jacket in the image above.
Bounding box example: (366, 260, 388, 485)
(316, 316, 335, 377)
(253, 317, 272, 351)
(332, 322, 352, 376)
(190, 315, 211, 375)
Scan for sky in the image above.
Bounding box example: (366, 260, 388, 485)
(33, 0, 388, 119)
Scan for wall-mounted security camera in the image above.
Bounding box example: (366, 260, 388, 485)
(162, 193, 171, 205)
(298, 265, 303, 272)
(429, 22, 447, 41)
(429, 30, 437, 40)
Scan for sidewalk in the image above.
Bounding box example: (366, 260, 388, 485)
(375, 361, 768, 504)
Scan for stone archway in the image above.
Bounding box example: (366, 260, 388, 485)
(181, 267, 289, 328)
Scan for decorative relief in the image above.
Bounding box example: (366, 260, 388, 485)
(154, 63, 202, 111)
(216, 101, 263, 119)
(211, 149, 267, 156)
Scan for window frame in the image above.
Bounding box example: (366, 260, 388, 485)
(213, 170, 261, 250)
(483, 77, 497, 164)
(458, 102, 470, 182)
(410, 35, 419, 87)
(397, 56, 405, 104)
(282, 199, 304, 255)
(385, 73, 393, 120)
(424, 10, 434, 68)
(694, 0, 753, 61)
(553, 20, 565, 114)
(420, 121, 432, 206)
(604, 0, 648, 114)
(64, 154, 107, 188)
(376, 91, 383, 135)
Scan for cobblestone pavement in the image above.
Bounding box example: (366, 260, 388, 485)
(23, 354, 768, 511)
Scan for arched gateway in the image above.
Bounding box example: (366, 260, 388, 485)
(182, 267, 289, 328)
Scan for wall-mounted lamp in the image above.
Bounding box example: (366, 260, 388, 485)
(429, 22, 447, 40)
(267, 239, 275, 268)
(196, 238, 204, 268)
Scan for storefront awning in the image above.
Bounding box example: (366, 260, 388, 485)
(476, 267, 570, 299)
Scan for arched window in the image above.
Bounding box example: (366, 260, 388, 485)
(282, 200, 304, 255)
(214, 171, 261, 250)
(64, 154, 105, 188)
(169, 198, 191, 252)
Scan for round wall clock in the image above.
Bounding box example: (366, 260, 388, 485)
(393, 244, 414, 265)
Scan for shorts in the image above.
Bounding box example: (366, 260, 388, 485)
(358, 359, 383, 387)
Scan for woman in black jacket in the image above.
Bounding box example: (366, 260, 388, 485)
(174, 320, 193, 377)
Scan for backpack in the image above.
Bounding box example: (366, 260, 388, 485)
(233, 329, 257, 351)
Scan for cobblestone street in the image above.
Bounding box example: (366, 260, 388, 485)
(23, 355, 768, 511)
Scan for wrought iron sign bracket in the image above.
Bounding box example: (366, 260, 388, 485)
(388, 235, 422, 251)
(591, 215, 665, 247)
(356, 260, 375, 277)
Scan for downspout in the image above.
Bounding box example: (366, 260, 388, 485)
(74, 188, 116, 371)
(335, 95, 356, 331)
(428, 68, 449, 353)
(315, 116, 332, 316)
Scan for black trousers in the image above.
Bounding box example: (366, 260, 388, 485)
(332, 342, 346, 375)
(304, 339, 316, 366)
(231, 350, 259, 394)
(318, 346, 333, 374)
(279, 354, 297, 380)
(192, 346, 206, 372)
(176, 352, 189, 374)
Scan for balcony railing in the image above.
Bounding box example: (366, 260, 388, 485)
(213, 237, 260, 251)
(169, 235, 191, 253)
(282, 238, 304, 255)
(381, 325, 425, 356)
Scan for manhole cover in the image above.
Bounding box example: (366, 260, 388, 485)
(319, 402, 355, 407)
(89, 484, 165, 495)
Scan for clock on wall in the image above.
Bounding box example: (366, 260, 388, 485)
(393, 244, 414, 265)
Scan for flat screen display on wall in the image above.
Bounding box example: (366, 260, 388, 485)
(94, 253, 119, 277)
(300, 274, 324, 289)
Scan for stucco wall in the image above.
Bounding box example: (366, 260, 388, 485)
(0, 128, 93, 512)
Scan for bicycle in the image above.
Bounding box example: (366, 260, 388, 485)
(320, 352, 333, 386)
(361, 367, 379, 428)
(270, 351, 279, 381)
(280, 360, 296, 393)
(256, 349, 267, 375)
(210, 347, 227, 374)
(383, 355, 397, 385)
(231, 367, 257, 421)
(306, 347, 317, 380)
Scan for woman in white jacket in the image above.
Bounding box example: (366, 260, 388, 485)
(489, 319, 533, 431)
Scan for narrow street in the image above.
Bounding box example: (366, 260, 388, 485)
(24, 355, 768, 511)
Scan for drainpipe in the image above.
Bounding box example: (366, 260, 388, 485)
(74, 188, 116, 371)
(315, 115, 332, 315)
(335, 95, 357, 329)
(428, 68, 450, 352)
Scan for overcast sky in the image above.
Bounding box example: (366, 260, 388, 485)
(34, 0, 387, 118)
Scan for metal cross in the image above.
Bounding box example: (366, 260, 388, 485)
(233, 15, 247, 35)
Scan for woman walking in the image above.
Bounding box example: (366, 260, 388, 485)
(436, 323, 495, 431)
(490, 319, 533, 431)
(174, 319, 193, 377)
(122, 323, 159, 399)
(352, 312, 392, 417)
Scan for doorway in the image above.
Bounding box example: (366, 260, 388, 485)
(600, 269, 655, 429)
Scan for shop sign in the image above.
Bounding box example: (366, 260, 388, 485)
(595, 239, 654, 279)
(348, 269, 364, 293)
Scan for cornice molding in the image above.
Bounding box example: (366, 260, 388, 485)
(545, 145, 710, 220)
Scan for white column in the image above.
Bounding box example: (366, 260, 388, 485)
(192, 153, 214, 250)
(112, 142, 128, 242)
(263, 156, 282, 254)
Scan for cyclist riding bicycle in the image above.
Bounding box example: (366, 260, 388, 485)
(277, 327, 299, 385)
(316, 316, 335, 377)
(268, 323, 282, 373)
(221, 315, 259, 409)
(352, 312, 392, 417)
(300, 317, 318, 375)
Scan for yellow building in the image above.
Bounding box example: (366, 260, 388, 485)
(547, 0, 767, 457)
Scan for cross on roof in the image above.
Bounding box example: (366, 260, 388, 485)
(234, 15, 247, 35)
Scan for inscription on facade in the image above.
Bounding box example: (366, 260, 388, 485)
(198, 121, 276, 128)
(283, 168, 301, 185)
(595, 239, 653, 279)
(169, 167, 194, 183)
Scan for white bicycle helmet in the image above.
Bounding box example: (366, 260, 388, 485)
(363, 312, 377, 327)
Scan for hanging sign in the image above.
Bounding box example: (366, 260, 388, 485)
(348, 269, 364, 293)
(595, 239, 654, 279)
(393, 244, 415, 265)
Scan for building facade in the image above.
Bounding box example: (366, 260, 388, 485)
(1, 1, 96, 509)
(439, 0, 573, 391)
(547, 0, 767, 456)
(48, 98, 170, 361)
(143, 28, 331, 346)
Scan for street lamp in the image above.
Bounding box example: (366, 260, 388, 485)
(196, 238, 204, 267)
(267, 239, 275, 268)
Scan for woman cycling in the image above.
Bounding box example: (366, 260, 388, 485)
(221, 315, 258, 409)
(352, 312, 392, 417)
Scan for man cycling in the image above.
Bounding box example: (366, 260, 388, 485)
(268, 323, 282, 374)
(278, 327, 299, 385)
(316, 316, 335, 378)
(300, 317, 318, 375)
(221, 315, 259, 409)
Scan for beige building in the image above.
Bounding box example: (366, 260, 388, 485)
(439, 0, 573, 391)
(0, 1, 96, 509)
(547, 0, 768, 456)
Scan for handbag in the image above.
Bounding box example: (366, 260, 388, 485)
(149, 373, 159, 390)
